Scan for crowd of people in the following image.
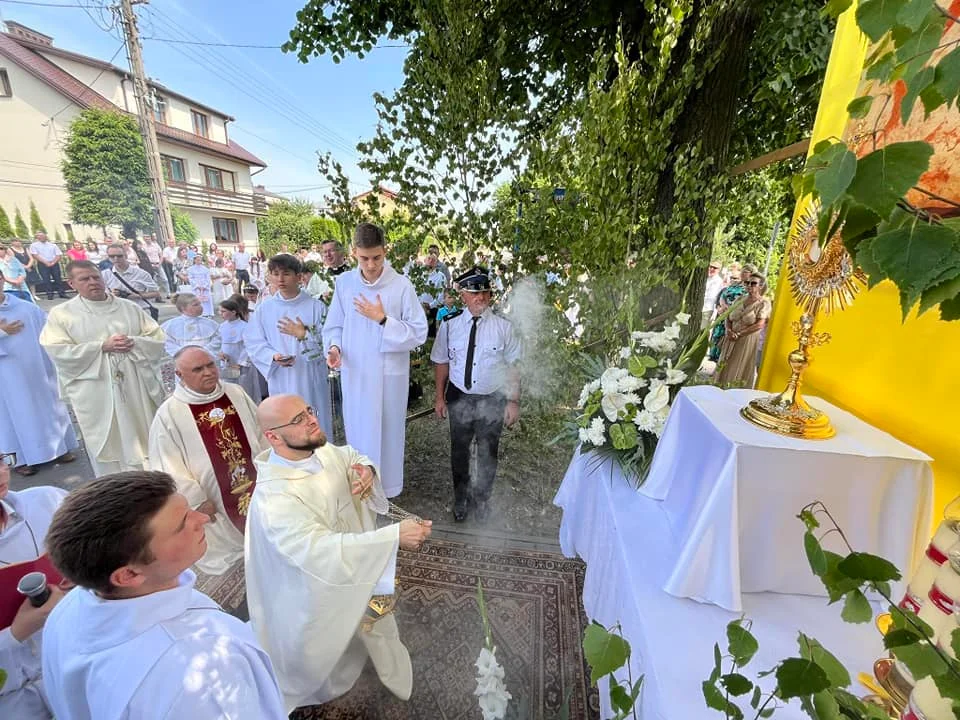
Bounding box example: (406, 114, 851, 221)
(702, 260, 774, 388)
(0, 222, 527, 719)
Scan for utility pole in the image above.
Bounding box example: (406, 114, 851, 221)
(116, 0, 175, 245)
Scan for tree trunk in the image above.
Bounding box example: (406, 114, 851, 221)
(654, 1, 764, 326)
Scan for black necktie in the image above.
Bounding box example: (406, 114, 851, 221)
(463, 316, 480, 389)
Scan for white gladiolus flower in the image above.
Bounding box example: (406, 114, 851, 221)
(644, 381, 671, 413)
(675, 312, 692, 325)
(312, 279, 332, 298)
(662, 323, 681, 341)
(600, 367, 629, 394)
(475, 646, 512, 720)
(619, 346, 632, 359)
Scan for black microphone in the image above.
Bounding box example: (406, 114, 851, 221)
(17, 571, 51, 607)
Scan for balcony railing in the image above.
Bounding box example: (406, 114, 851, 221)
(167, 182, 269, 216)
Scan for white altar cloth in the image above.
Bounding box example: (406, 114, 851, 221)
(556, 449, 886, 720)
(641, 386, 933, 611)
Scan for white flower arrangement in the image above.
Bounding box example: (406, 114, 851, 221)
(565, 312, 709, 484)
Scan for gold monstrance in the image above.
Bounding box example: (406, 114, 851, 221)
(740, 204, 866, 439)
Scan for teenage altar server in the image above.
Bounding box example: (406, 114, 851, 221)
(246, 254, 333, 436)
(39, 261, 166, 476)
(42, 471, 286, 720)
(245, 394, 432, 711)
(149, 347, 266, 575)
(0, 457, 66, 719)
(0, 278, 78, 476)
(323, 224, 428, 497)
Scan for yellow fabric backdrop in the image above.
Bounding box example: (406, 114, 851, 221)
(757, 9, 960, 521)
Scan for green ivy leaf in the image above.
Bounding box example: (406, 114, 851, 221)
(941, 293, 960, 320)
(841, 589, 873, 623)
(804, 531, 828, 576)
(846, 142, 934, 217)
(871, 224, 957, 318)
(815, 146, 858, 208)
(932, 46, 960, 110)
(896, 10, 946, 83)
(813, 689, 843, 720)
(847, 95, 875, 119)
(610, 681, 633, 713)
(837, 552, 902, 582)
(834, 687, 890, 719)
(703, 681, 744, 720)
(891, 640, 949, 680)
(819, 550, 863, 602)
(891, 606, 935, 637)
(901, 66, 936, 123)
(857, 0, 910, 42)
(712, 643, 723, 683)
(896, 0, 935, 30)
(855, 239, 888, 289)
(883, 627, 925, 648)
(798, 634, 852, 688)
(583, 621, 630, 685)
(728, 622, 760, 668)
(932, 671, 960, 705)
(866, 52, 896, 82)
(775, 657, 831, 699)
(721, 673, 753, 697)
(919, 266, 960, 315)
(750, 685, 762, 709)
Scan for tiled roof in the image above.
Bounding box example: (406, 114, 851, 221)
(0, 32, 265, 168)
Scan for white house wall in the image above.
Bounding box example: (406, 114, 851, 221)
(37, 52, 129, 110)
(185, 207, 259, 248)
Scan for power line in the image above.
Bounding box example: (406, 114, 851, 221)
(230, 124, 319, 166)
(145, 5, 360, 159)
(142, 36, 281, 49)
(0, 0, 102, 6)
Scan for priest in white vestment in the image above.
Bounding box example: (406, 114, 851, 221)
(159, 292, 221, 358)
(42, 471, 286, 720)
(0, 285, 78, 475)
(39, 261, 166, 476)
(323, 224, 428, 497)
(149, 346, 266, 575)
(246, 253, 333, 436)
(245, 394, 432, 712)
(0, 459, 67, 720)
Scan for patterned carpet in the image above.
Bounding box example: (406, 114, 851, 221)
(277, 538, 598, 720)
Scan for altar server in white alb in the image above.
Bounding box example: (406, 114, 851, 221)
(42, 471, 286, 720)
(159, 292, 221, 358)
(0, 456, 67, 719)
(149, 347, 267, 576)
(39, 261, 166, 476)
(0, 276, 78, 476)
(323, 223, 428, 497)
(246, 394, 432, 711)
(246, 253, 333, 436)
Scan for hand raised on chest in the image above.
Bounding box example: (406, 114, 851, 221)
(353, 293, 386, 324)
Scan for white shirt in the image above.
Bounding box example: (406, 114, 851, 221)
(28, 241, 60, 264)
(142, 242, 162, 266)
(703, 273, 724, 312)
(102, 266, 159, 309)
(232, 251, 251, 270)
(430, 307, 521, 396)
(0, 487, 68, 720)
(161, 245, 177, 263)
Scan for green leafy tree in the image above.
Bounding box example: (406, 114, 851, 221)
(171, 206, 199, 245)
(28, 200, 45, 235)
(310, 215, 342, 246)
(13, 208, 28, 239)
(256, 199, 316, 258)
(61, 108, 153, 231)
(0, 205, 13, 237)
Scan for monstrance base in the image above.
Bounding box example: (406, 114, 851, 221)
(740, 394, 836, 440)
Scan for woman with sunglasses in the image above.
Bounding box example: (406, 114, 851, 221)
(715, 272, 772, 388)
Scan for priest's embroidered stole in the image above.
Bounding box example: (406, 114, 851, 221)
(189, 396, 257, 532)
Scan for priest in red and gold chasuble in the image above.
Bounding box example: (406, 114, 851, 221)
(149, 347, 268, 576)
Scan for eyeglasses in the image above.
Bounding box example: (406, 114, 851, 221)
(267, 406, 316, 431)
(107, 254, 125, 259)
(0, 452, 16, 467)
(746, 280, 761, 286)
